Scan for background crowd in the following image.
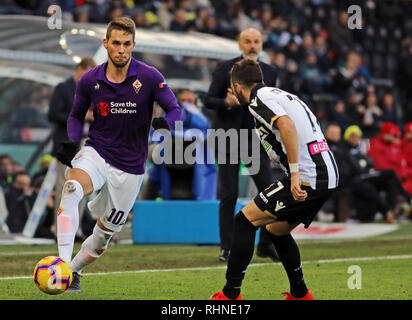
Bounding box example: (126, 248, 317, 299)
(1, 0, 412, 237)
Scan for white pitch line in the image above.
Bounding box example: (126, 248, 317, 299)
(0, 251, 56, 256)
(1, 254, 412, 281)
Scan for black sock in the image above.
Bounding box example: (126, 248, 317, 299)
(269, 232, 308, 298)
(223, 210, 257, 299)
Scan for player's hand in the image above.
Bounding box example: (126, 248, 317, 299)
(290, 172, 307, 202)
(224, 88, 240, 108)
(56, 140, 80, 168)
(151, 117, 170, 131)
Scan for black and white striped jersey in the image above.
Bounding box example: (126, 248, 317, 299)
(249, 84, 339, 190)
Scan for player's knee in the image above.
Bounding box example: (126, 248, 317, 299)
(62, 179, 84, 202)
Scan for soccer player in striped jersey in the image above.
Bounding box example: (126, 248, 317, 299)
(211, 59, 338, 300)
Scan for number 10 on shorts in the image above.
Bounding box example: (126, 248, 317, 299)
(107, 209, 125, 225)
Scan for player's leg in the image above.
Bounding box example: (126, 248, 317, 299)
(247, 146, 279, 261)
(57, 168, 93, 264)
(57, 146, 106, 265)
(70, 168, 144, 275)
(265, 221, 310, 299)
(265, 189, 332, 300)
(216, 200, 276, 300)
(217, 162, 239, 261)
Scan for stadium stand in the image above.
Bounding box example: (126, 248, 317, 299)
(1, 0, 412, 236)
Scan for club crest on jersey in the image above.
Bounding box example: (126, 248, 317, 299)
(57, 206, 64, 216)
(94, 83, 101, 91)
(96, 101, 109, 116)
(158, 81, 167, 89)
(133, 79, 142, 94)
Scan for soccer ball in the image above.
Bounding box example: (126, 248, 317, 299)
(33, 256, 72, 295)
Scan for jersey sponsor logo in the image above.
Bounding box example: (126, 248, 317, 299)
(57, 206, 64, 216)
(275, 200, 286, 212)
(96, 101, 109, 116)
(158, 81, 167, 88)
(96, 101, 139, 115)
(110, 101, 137, 114)
(309, 141, 330, 155)
(132, 79, 142, 94)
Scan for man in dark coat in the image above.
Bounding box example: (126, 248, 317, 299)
(205, 28, 279, 262)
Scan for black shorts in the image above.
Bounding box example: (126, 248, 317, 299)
(254, 176, 332, 228)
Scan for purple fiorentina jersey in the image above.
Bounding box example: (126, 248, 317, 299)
(67, 58, 182, 174)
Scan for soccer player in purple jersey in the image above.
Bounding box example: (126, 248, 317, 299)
(55, 17, 182, 292)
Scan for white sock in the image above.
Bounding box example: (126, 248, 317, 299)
(57, 179, 83, 263)
(71, 223, 113, 274)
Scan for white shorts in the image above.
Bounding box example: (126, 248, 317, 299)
(69, 146, 144, 232)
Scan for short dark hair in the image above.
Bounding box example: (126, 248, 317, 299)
(230, 58, 263, 88)
(106, 17, 136, 41)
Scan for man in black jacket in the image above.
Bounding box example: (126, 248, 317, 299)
(48, 57, 96, 237)
(204, 28, 279, 262)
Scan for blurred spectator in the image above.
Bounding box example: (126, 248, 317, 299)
(283, 39, 304, 64)
(341, 125, 409, 222)
(401, 122, 412, 197)
(381, 92, 402, 127)
(299, 51, 330, 95)
(200, 14, 222, 35)
(133, 8, 149, 29)
(32, 154, 54, 184)
(178, 0, 197, 23)
(326, 10, 355, 60)
(0, 154, 13, 192)
(280, 59, 303, 95)
(278, 21, 302, 48)
(367, 122, 407, 183)
(143, 89, 215, 201)
(157, 0, 176, 30)
(259, 4, 272, 39)
(236, 3, 262, 31)
(107, 2, 124, 22)
(301, 31, 314, 55)
(360, 92, 383, 138)
(396, 43, 412, 106)
(170, 8, 190, 32)
(332, 51, 369, 98)
(324, 123, 352, 222)
(313, 32, 332, 72)
(11, 161, 22, 174)
(5, 171, 54, 238)
(329, 100, 352, 132)
(73, 4, 90, 23)
(5, 171, 32, 233)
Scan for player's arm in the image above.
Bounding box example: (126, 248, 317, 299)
(57, 77, 91, 167)
(152, 69, 182, 130)
(275, 115, 307, 202)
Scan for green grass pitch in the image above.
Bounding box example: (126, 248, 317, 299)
(1, 223, 412, 300)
